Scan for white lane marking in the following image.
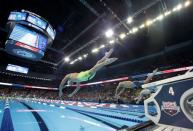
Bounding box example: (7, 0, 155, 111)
(90, 106, 97, 108)
(50, 104, 55, 107)
(60, 106, 65, 109)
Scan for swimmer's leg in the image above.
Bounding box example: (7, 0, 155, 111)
(144, 68, 158, 84)
(68, 82, 81, 97)
(115, 83, 123, 98)
(90, 58, 118, 73)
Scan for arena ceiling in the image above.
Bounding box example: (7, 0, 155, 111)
(0, 0, 193, 75)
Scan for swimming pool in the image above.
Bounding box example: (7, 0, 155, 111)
(0, 99, 153, 131)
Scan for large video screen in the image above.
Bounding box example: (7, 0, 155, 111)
(8, 12, 27, 21)
(6, 64, 29, 74)
(9, 25, 48, 51)
(27, 15, 47, 29)
(46, 25, 55, 40)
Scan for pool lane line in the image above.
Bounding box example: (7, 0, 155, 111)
(0, 100, 14, 131)
(67, 107, 143, 123)
(97, 108, 145, 118)
(31, 100, 144, 123)
(21, 102, 49, 131)
(29, 101, 127, 130)
(66, 107, 127, 130)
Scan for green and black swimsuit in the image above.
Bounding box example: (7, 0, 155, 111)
(76, 70, 96, 82)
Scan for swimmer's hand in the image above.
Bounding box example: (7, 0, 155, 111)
(147, 68, 158, 77)
(105, 58, 118, 65)
(153, 68, 158, 74)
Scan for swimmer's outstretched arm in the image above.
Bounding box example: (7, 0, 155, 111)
(144, 68, 158, 84)
(115, 81, 132, 98)
(59, 75, 70, 97)
(68, 82, 80, 97)
(135, 89, 152, 104)
(117, 87, 126, 98)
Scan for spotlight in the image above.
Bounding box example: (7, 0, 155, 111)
(119, 33, 126, 39)
(176, 4, 182, 10)
(164, 11, 171, 16)
(132, 27, 138, 33)
(109, 40, 115, 44)
(173, 7, 177, 12)
(100, 45, 105, 48)
(127, 17, 133, 24)
(185, 1, 191, 7)
(146, 20, 153, 26)
(92, 48, 99, 53)
(70, 61, 74, 65)
(139, 24, 145, 29)
(78, 56, 82, 60)
(74, 59, 78, 62)
(156, 14, 164, 21)
(83, 54, 88, 58)
(64, 57, 70, 62)
(105, 29, 114, 38)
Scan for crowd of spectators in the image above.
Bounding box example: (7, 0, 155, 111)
(0, 83, 144, 104)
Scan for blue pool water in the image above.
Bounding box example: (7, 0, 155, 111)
(0, 100, 152, 131)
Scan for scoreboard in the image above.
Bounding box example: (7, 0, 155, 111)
(5, 10, 56, 61)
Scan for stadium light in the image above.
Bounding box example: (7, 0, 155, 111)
(127, 17, 133, 24)
(146, 20, 153, 26)
(105, 29, 114, 38)
(92, 48, 99, 53)
(109, 40, 115, 44)
(132, 27, 138, 33)
(70, 61, 74, 65)
(172, 7, 177, 12)
(78, 56, 82, 60)
(64, 57, 70, 62)
(156, 14, 164, 21)
(164, 11, 171, 16)
(185, 0, 191, 7)
(139, 24, 145, 29)
(100, 45, 105, 48)
(83, 54, 88, 58)
(176, 4, 183, 10)
(119, 33, 126, 39)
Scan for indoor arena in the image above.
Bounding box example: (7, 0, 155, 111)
(0, 0, 193, 131)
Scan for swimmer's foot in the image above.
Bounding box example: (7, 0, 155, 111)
(105, 58, 118, 65)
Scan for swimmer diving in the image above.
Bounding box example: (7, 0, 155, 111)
(59, 49, 117, 97)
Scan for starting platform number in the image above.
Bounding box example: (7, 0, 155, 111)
(169, 87, 175, 96)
